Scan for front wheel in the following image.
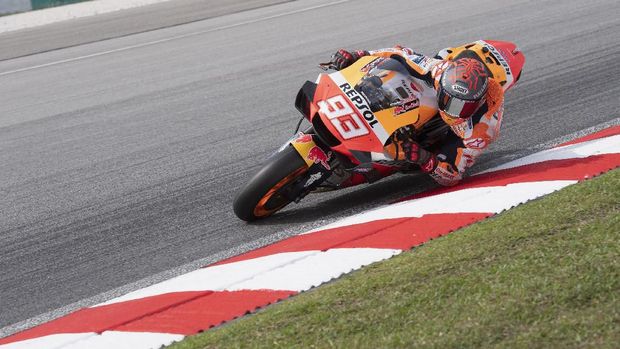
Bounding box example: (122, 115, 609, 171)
(233, 146, 309, 221)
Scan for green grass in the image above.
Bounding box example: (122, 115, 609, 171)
(169, 169, 620, 349)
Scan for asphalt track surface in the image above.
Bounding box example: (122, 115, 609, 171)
(1, 0, 619, 336)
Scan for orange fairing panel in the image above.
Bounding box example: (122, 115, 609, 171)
(313, 73, 388, 153)
(312, 58, 438, 153)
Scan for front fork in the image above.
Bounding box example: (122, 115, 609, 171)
(287, 133, 337, 195)
(283, 132, 400, 202)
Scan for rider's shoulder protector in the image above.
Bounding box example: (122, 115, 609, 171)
(368, 47, 442, 81)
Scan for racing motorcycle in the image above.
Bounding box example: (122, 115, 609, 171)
(233, 40, 525, 221)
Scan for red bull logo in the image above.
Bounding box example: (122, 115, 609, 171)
(307, 146, 331, 170)
(295, 133, 313, 143)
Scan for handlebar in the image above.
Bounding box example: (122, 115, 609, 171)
(318, 61, 336, 71)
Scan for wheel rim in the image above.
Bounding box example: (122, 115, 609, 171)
(253, 166, 308, 218)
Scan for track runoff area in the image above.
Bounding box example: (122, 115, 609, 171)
(0, 0, 175, 33)
(1, 124, 618, 348)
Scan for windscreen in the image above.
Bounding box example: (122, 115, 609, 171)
(355, 58, 420, 112)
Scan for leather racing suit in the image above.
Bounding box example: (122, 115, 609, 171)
(353, 46, 505, 186)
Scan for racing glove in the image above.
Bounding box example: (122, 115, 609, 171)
(403, 141, 438, 173)
(331, 49, 368, 70)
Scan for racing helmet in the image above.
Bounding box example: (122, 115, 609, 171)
(437, 58, 489, 122)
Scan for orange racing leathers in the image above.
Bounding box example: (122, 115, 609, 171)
(364, 46, 505, 186)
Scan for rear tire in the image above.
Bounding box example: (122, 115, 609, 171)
(233, 146, 308, 221)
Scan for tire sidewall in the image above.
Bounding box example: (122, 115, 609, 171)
(233, 146, 308, 221)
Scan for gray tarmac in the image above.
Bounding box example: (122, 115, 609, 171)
(1, 0, 619, 336)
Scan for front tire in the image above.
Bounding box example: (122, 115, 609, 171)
(233, 146, 308, 221)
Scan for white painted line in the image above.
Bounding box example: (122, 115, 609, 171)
(531, 117, 620, 150)
(229, 248, 399, 291)
(308, 180, 577, 231)
(62, 331, 184, 349)
(0, 331, 183, 349)
(98, 251, 316, 305)
(98, 248, 399, 306)
(2, 124, 616, 346)
(480, 134, 620, 174)
(0, 0, 350, 77)
(0, 333, 93, 349)
(0, 224, 302, 339)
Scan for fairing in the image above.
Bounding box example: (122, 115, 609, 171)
(291, 40, 525, 170)
(310, 57, 436, 154)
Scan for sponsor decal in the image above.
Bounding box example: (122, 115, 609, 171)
(498, 47, 513, 64)
(304, 172, 323, 187)
(482, 42, 512, 76)
(464, 137, 486, 149)
(450, 117, 474, 138)
(410, 53, 425, 64)
(360, 57, 384, 73)
(328, 72, 391, 143)
(463, 153, 476, 167)
(352, 166, 374, 173)
(338, 82, 380, 129)
(451, 84, 469, 95)
(429, 165, 460, 186)
(280, 132, 308, 153)
(317, 95, 370, 140)
(392, 45, 414, 55)
(307, 146, 332, 170)
(393, 97, 420, 116)
(411, 55, 434, 71)
(420, 155, 437, 173)
(295, 133, 313, 143)
(400, 79, 417, 97)
(375, 48, 400, 53)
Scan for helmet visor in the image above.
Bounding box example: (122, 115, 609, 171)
(437, 88, 484, 119)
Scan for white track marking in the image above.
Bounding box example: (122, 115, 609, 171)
(480, 134, 620, 174)
(0, 331, 184, 349)
(61, 331, 184, 349)
(97, 251, 316, 305)
(1, 124, 617, 343)
(98, 248, 399, 306)
(0, 333, 92, 349)
(0, 225, 305, 338)
(537, 117, 620, 149)
(0, 0, 350, 77)
(230, 248, 399, 291)
(307, 180, 577, 232)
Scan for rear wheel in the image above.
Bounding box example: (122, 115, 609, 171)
(233, 146, 309, 221)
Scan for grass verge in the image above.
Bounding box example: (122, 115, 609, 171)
(169, 169, 619, 349)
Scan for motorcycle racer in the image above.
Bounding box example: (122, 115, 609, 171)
(330, 45, 506, 186)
